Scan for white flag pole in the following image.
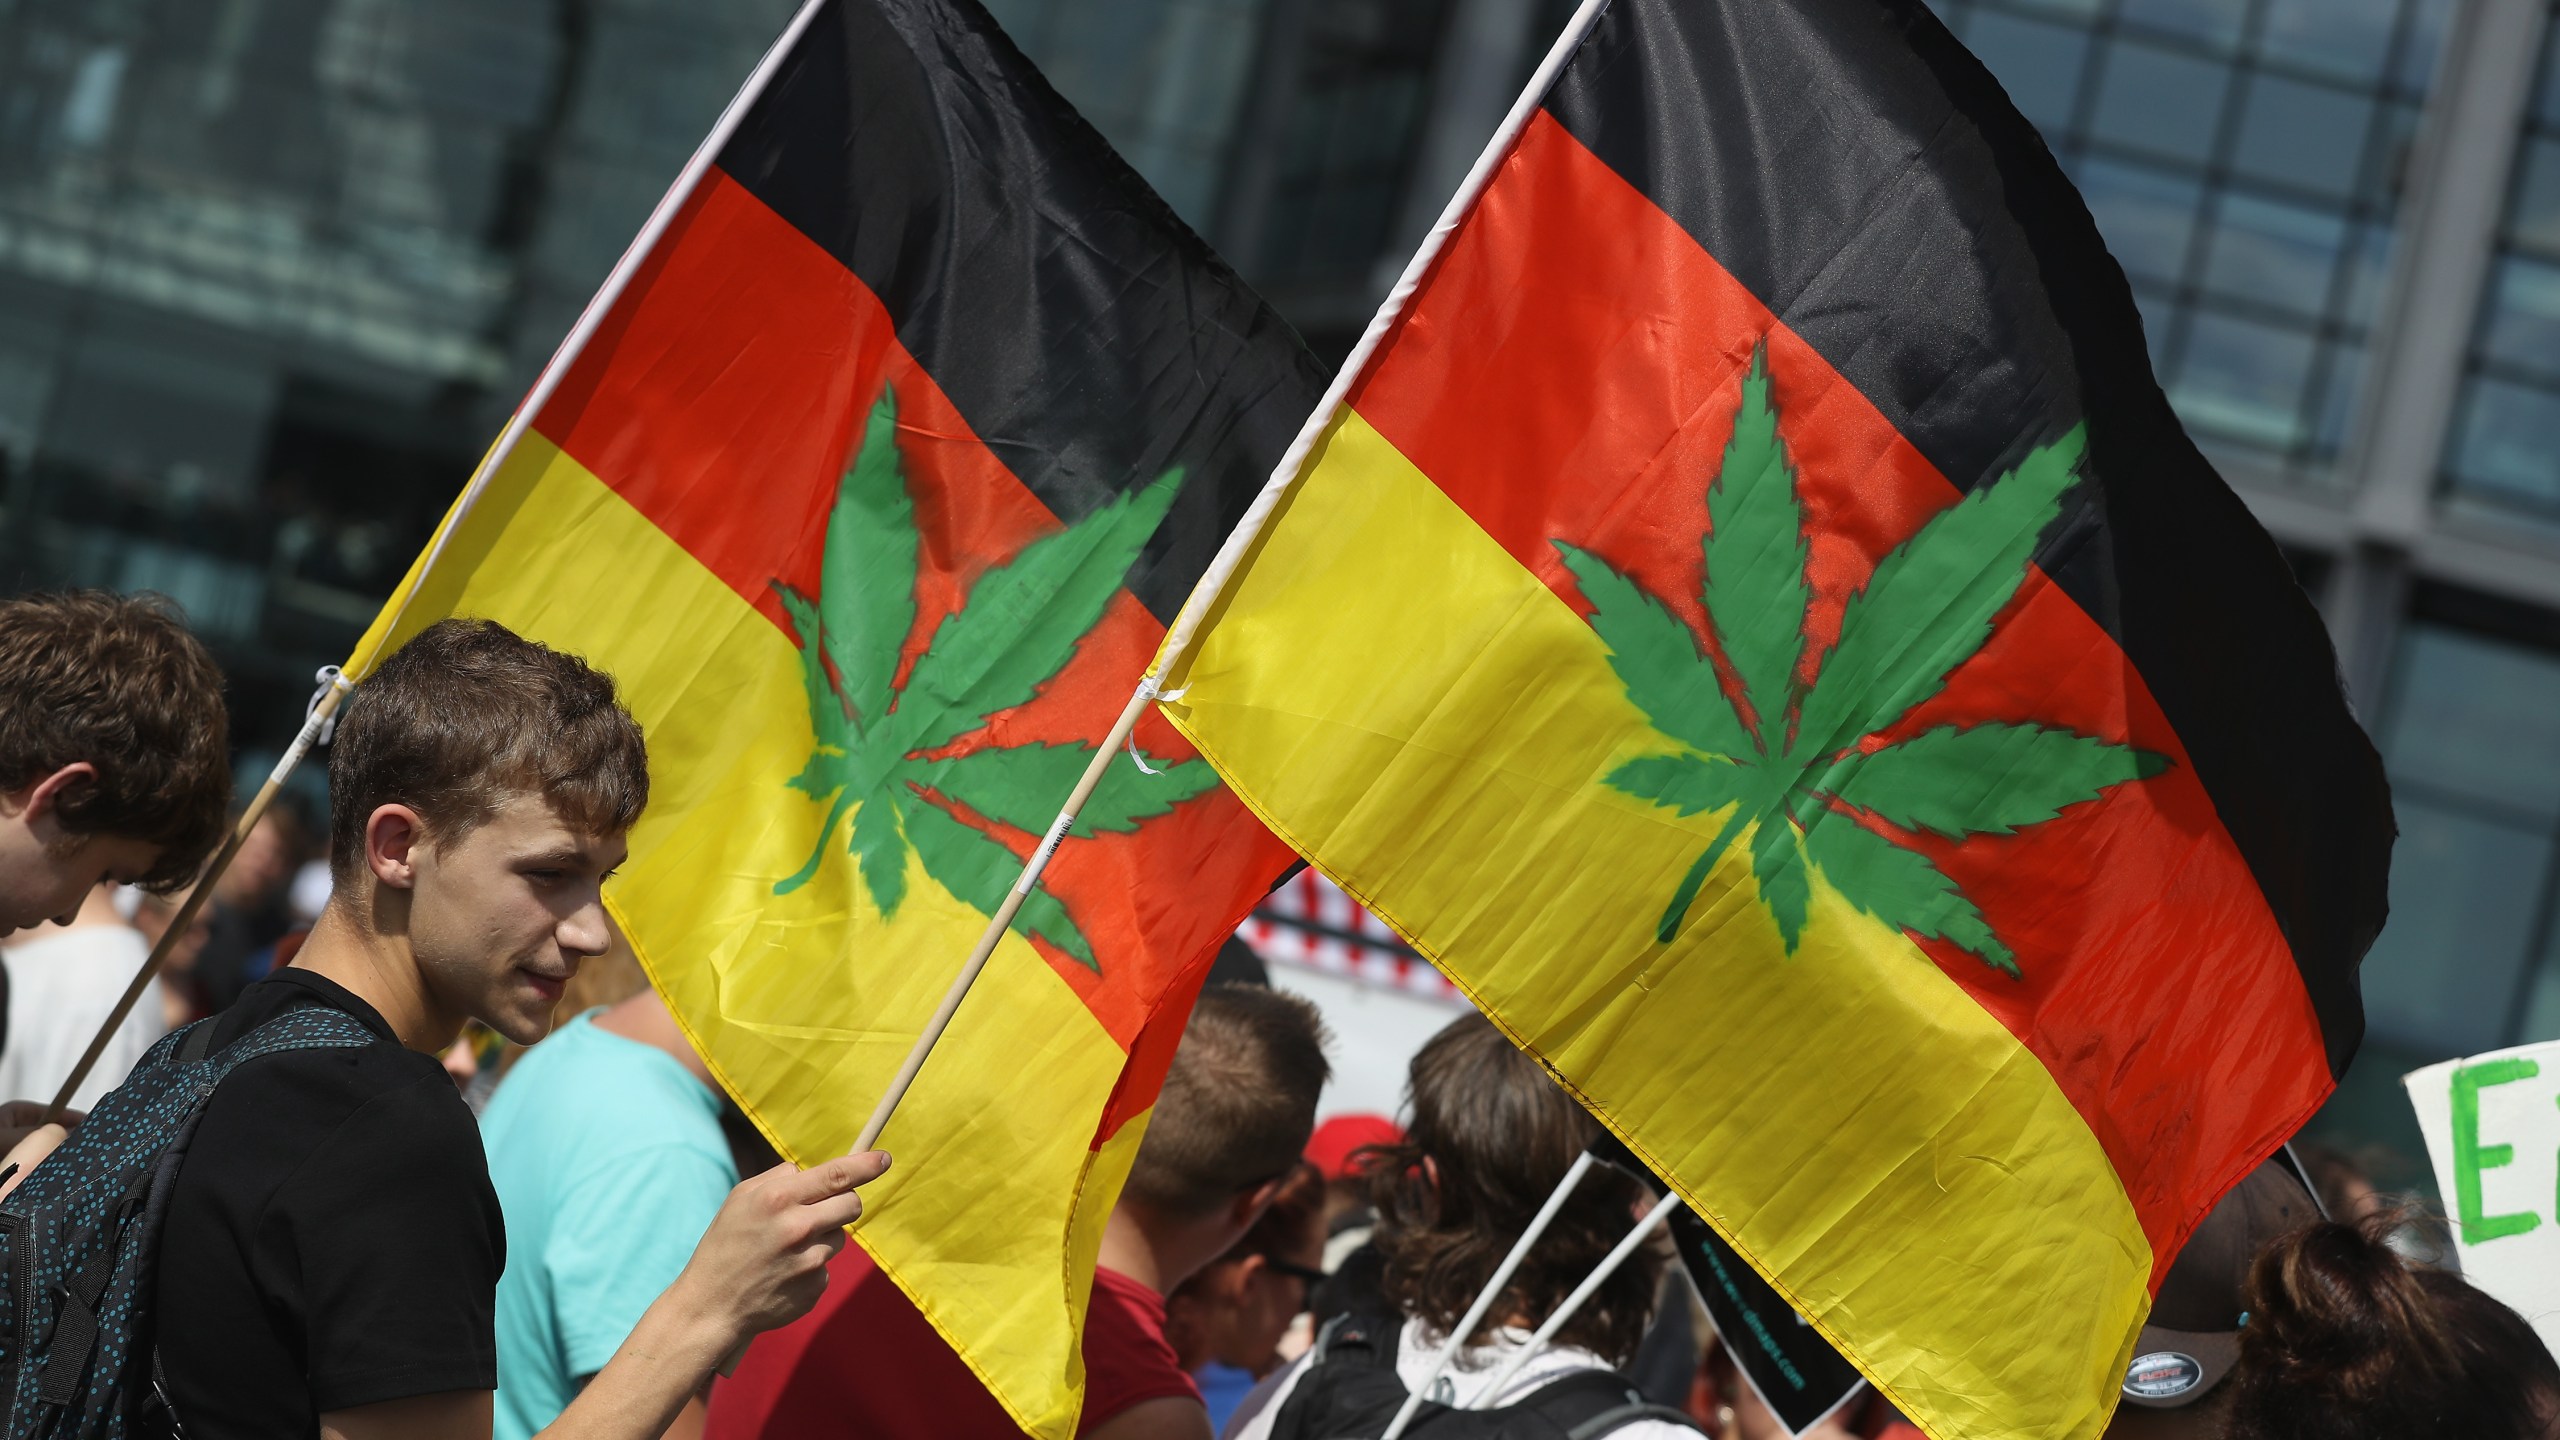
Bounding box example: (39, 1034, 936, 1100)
(1468, 1188, 1685, 1408)
(857, 0, 1617, 1157)
(1378, 1151, 1601, 1440)
(41, 0, 830, 1120)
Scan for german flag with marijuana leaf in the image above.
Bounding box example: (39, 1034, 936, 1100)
(1158, 3, 2393, 1438)
(347, 1, 1320, 1434)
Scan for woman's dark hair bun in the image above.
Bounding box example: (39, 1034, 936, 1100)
(2225, 1212, 2560, 1440)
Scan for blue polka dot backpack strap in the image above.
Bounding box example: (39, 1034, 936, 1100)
(0, 1005, 375, 1437)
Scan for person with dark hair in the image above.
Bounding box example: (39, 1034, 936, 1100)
(707, 982, 1334, 1440)
(0, 588, 230, 1160)
(0, 589, 232, 934)
(2222, 1213, 2560, 1440)
(1229, 1013, 1698, 1439)
(1167, 1161, 1328, 1429)
(145, 618, 889, 1440)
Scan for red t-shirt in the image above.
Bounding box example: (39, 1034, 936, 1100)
(705, 1241, 1200, 1438)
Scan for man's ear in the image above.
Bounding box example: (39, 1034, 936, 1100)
(365, 804, 426, 889)
(8, 763, 97, 825)
(1228, 1252, 1269, 1297)
(1230, 1175, 1285, 1233)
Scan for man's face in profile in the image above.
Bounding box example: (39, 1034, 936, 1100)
(403, 792, 624, 1045)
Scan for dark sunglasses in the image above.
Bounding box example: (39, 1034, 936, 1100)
(1265, 1258, 1327, 1287)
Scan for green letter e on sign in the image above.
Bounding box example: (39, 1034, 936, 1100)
(2452, 1057, 2542, 1245)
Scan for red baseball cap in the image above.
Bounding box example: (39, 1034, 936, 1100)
(1305, 1114, 1402, 1182)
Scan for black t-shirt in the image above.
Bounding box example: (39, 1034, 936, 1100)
(156, 968, 504, 1437)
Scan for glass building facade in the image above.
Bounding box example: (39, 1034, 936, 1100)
(1938, 0, 2451, 486)
(10, 0, 2560, 1184)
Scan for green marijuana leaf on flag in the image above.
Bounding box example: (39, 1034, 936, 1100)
(771, 389, 1222, 970)
(1563, 345, 2168, 977)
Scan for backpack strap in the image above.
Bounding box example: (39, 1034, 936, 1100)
(176, 1018, 220, 1065)
(1561, 1398, 1707, 1439)
(1307, 1310, 1402, 1373)
(37, 1167, 153, 1405)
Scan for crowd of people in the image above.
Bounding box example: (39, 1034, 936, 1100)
(0, 586, 2555, 1439)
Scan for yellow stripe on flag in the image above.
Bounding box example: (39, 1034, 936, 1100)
(1161, 411, 2152, 1440)
(361, 433, 1133, 1436)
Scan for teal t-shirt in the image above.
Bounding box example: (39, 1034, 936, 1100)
(483, 1011, 737, 1439)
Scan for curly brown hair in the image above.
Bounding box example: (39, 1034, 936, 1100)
(0, 590, 230, 890)
(328, 619, 648, 890)
(1367, 1013, 1661, 1364)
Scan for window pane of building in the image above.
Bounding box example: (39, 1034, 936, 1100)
(2169, 312, 2319, 453)
(2357, 802, 2550, 1056)
(2201, 193, 2346, 318)
(2310, 340, 2366, 461)
(2090, 41, 2232, 164)
(2260, 0, 2398, 86)
(2393, 0, 2455, 93)
(2117, 0, 2249, 52)
(2339, 219, 2395, 330)
(2386, 624, 2560, 812)
(2450, 374, 2560, 514)
(2510, 136, 2560, 257)
(2231, 74, 2376, 199)
(2481, 255, 2560, 381)
(2361, 608, 2560, 1066)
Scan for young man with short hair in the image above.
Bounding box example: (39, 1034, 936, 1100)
(0, 589, 229, 1159)
(152, 618, 886, 1440)
(0, 589, 229, 941)
(707, 983, 1334, 1440)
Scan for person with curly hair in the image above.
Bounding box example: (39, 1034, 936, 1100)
(1228, 1012, 1699, 1439)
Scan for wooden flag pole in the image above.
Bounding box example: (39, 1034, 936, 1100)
(44, 676, 353, 1118)
(848, 682, 1156, 1153)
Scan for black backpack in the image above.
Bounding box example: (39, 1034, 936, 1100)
(1266, 1311, 1705, 1440)
(0, 1007, 376, 1437)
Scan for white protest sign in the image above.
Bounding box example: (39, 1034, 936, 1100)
(2406, 1040, 2560, 1353)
